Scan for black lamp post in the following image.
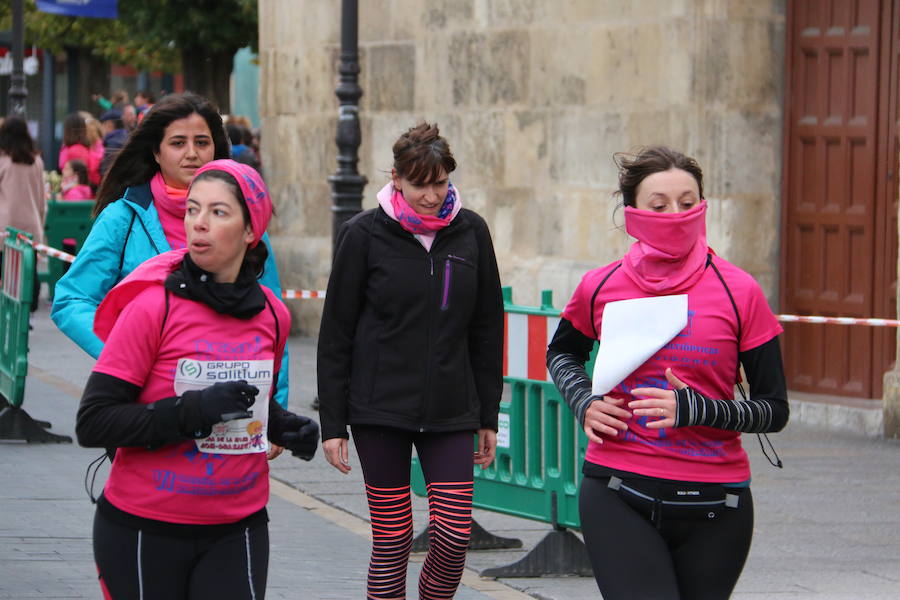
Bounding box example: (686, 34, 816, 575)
(328, 0, 367, 253)
(8, 0, 27, 116)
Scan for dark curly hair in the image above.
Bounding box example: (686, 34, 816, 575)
(93, 92, 229, 217)
(614, 146, 704, 207)
(392, 122, 457, 185)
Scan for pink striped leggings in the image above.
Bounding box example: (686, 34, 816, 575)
(352, 426, 474, 600)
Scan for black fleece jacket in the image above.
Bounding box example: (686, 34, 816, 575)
(317, 206, 504, 440)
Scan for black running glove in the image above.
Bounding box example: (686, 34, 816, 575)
(178, 380, 259, 438)
(269, 412, 320, 461)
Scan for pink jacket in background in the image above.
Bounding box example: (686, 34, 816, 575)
(60, 183, 93, 201)
(0, 153, 47, 244)
(59, 143, 101, 187)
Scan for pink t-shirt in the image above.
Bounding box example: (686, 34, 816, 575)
(59, 143, 100, 186)
(561, 255, 782, 483)
(94, 281, 290, 525)
(60, 184, 93, 201)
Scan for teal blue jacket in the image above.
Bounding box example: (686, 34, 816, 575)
(51, 183, 291, 407)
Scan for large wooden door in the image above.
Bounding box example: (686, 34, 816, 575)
(782, 0, 898, 399)
(875, 0, 900, 392)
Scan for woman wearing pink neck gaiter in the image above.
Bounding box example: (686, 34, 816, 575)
(548, 146, 788, 600)
(318, 122, 503, 599)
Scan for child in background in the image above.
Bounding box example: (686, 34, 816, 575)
(60, 160, 93, 201)
(59, 113, 101, 188)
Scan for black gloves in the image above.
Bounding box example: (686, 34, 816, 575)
(178, 380, 259, 438)
(269, 411, 320, 461)
(156, 380, 318, 460)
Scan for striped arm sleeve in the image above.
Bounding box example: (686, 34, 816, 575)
(674, 337, 789, 433)
(547, 318, 597, 426)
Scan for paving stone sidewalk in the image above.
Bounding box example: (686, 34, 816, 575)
(0, 310, 501, 599)
(3, 307, 900, 599)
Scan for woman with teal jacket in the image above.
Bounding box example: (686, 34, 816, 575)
(52, 93, 291, 409)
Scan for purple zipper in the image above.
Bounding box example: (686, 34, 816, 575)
(440, 259, 452, 310)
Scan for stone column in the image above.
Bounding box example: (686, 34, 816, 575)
(883, 165, 900, 438)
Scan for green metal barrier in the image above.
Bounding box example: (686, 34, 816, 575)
(411, 287, 596, 576)
(0, 227, 71, 442)
(40, 200, 94, 300)
(1, 228, 34, 409)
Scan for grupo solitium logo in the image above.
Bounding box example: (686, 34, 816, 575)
(179, 360, 203, 379)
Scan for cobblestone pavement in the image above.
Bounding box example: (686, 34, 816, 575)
(2, 307, 899, 599)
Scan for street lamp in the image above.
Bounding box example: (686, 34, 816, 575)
(327, 0, 367, 254)
(8, 0, 27, 116)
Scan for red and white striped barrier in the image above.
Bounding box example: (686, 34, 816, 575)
(7, 231, 900, 319)
(777, 314, 900, 327)
(500, 310, 900, 383)
(9, 232, 328, 301)
(503, 313, 560, 382)
(5, 232, 76, 263)
(32, 241, 76, 263)
(282, 289, 326, 299)
(1, 240, 23, 299)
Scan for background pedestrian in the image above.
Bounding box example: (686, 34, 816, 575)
(59, 113, 100, 188)
(60, 159, 92, 201)
(51, 92, 292, 410)
(0, 115, 46, 312)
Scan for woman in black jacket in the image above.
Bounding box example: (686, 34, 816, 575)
(318, 122, 503, 599)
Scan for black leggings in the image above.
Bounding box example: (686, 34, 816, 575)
(352, 425, 475, 600)
(93, 508, 269, 600)
(579, 475, 754, 600)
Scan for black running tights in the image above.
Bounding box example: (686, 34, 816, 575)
(93, 508, 269, 600)
(579, 475, 754, 600)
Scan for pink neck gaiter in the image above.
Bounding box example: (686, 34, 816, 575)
(150, 171, 189, 250)
(389, 184, 456, 235)
(621, 200, 710, 294)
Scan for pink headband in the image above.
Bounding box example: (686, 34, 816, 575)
(191, 159, 272, 248)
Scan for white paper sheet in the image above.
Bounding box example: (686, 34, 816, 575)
(591, 295, 688, 396)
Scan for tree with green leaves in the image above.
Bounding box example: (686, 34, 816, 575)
(0, 0, 257, 113)
(117, 0, 258, 113)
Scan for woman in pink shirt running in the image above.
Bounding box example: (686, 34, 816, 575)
(547, 146, 789, 600)
(76, 160, 319, 600)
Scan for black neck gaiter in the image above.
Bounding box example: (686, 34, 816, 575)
(164, 254, 266, 319)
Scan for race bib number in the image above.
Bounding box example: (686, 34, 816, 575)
(174, 359, 274, 455)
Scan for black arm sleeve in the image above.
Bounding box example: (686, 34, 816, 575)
(547, 317, 597, 426)
(468, 215, 504, 431)
(316, 216, 369, 441)
(76, 372, 183, 448)
(674, 336, 789, 433)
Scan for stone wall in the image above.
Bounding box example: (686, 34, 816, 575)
(259, 0, 786, 335)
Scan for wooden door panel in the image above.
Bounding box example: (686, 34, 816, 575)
(783, 0, 882, 398)
(848, 138, 874, 212)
